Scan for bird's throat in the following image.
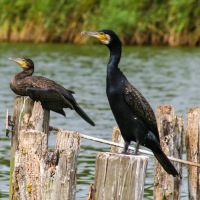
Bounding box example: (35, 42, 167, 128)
(106, 56, 122, 90)
(109, 51, 121, 66)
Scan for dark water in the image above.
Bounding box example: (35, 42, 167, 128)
(0, 43, 200, 199)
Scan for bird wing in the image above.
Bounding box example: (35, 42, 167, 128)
(26, 76, 76, 105)
(124, 82, 160, 141)
(26, 87, 74, 110)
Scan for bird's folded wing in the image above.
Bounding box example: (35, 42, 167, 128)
(124, 83, 160, 141)
(26, 87, 74, 109)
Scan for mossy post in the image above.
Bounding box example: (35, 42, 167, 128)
(186, 107, 200, 199)
(9, 96, 80, 200)
(154, 105, 183, 200)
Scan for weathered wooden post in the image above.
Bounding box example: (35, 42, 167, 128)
(154, 105, 183, 200)
(93, 153, 148, 200)
(91, 127, 149, 200)
(42, 130, 80, 200)
(9, 96, 35, 198)
(110, 126, 124, 153)
(10, 96, 80, 200)
(186, 107, 200, 200)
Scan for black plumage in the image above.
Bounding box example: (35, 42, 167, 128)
(82, 30, 178, 177)
(9, 57, 95, 126)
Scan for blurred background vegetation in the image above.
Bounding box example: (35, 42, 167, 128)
(0, 0, 200, 46)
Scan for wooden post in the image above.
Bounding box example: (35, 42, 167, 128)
(186, 107, 200, 200)
(11, 100, 49, 199)
(110, 126, 124, 153)
(102, 126, 148, 199)
(154, 105, 183, 200)
(96, 127, 148, 200)
(9, 96, 34, 199)
(41, 130, 80, 200)
(10, 97, 80, 200)
(93, 152, 148, 200)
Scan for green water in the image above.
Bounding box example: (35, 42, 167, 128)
(0, 43, 199, 199)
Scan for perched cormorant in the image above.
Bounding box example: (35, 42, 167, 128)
(82, 30, 178, 177)
(9, 57, 95, 126)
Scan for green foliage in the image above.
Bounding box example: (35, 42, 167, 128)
(0, 0, 199, 45)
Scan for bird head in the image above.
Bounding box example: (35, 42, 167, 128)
(81, 29, 121, 48)
(9, 57, 34, 70)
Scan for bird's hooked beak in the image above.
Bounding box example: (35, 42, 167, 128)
(81, 31, 102, 39)
(81, 30, 110, 44)
(9, 57, 27, 68)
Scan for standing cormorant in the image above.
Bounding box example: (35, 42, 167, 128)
(9, 57, 95, 126)
(82, 30, 178, 176)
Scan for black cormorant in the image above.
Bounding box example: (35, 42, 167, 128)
(81, 30, 178, 177)
(9, 57, 95, 126)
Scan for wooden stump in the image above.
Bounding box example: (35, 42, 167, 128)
(154, 105, 183, 200)
(186, 107, 200, 200)
(10, 97, 80, 200)
(93, 152, 148, 200)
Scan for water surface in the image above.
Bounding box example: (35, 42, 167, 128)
(0, 43, 200, 199)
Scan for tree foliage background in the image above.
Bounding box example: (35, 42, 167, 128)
(0, 0, 199, 45)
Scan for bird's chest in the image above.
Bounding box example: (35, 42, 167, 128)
(107, 83, 129, 121)
(107, 77, 125, 95)
(10, 77, 22, 94)
(10, 77, 30, 96)
(106, 77, 126, 108)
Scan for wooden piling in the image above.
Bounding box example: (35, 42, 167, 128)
(154, 105, 183, 200)
(186, 107, 200, 200)
(91, 127, 149, 199)
(9, 96, 35, 199)
(41, 130, 80, 200)
(92, 152, 148, 200)
(10, 96, 80, 200)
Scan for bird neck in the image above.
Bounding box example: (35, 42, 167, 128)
(107, 46, 122, 75)
(16, 69, 34, 79)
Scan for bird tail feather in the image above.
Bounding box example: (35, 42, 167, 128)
(74, 105, 95, 126)
(153, 147, 179, 177)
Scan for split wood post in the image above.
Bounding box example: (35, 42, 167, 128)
(42, 130, 80, 200)
(154, 105, 183, 200)
(110, 126, 124, 153)
(186, 107, 200, 200)
(10, 96, 80, 200)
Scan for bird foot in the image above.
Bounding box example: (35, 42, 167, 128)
(120, 149, 139, 156)
(120, 151, 132, 155)
(133, 150, 139, 155)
